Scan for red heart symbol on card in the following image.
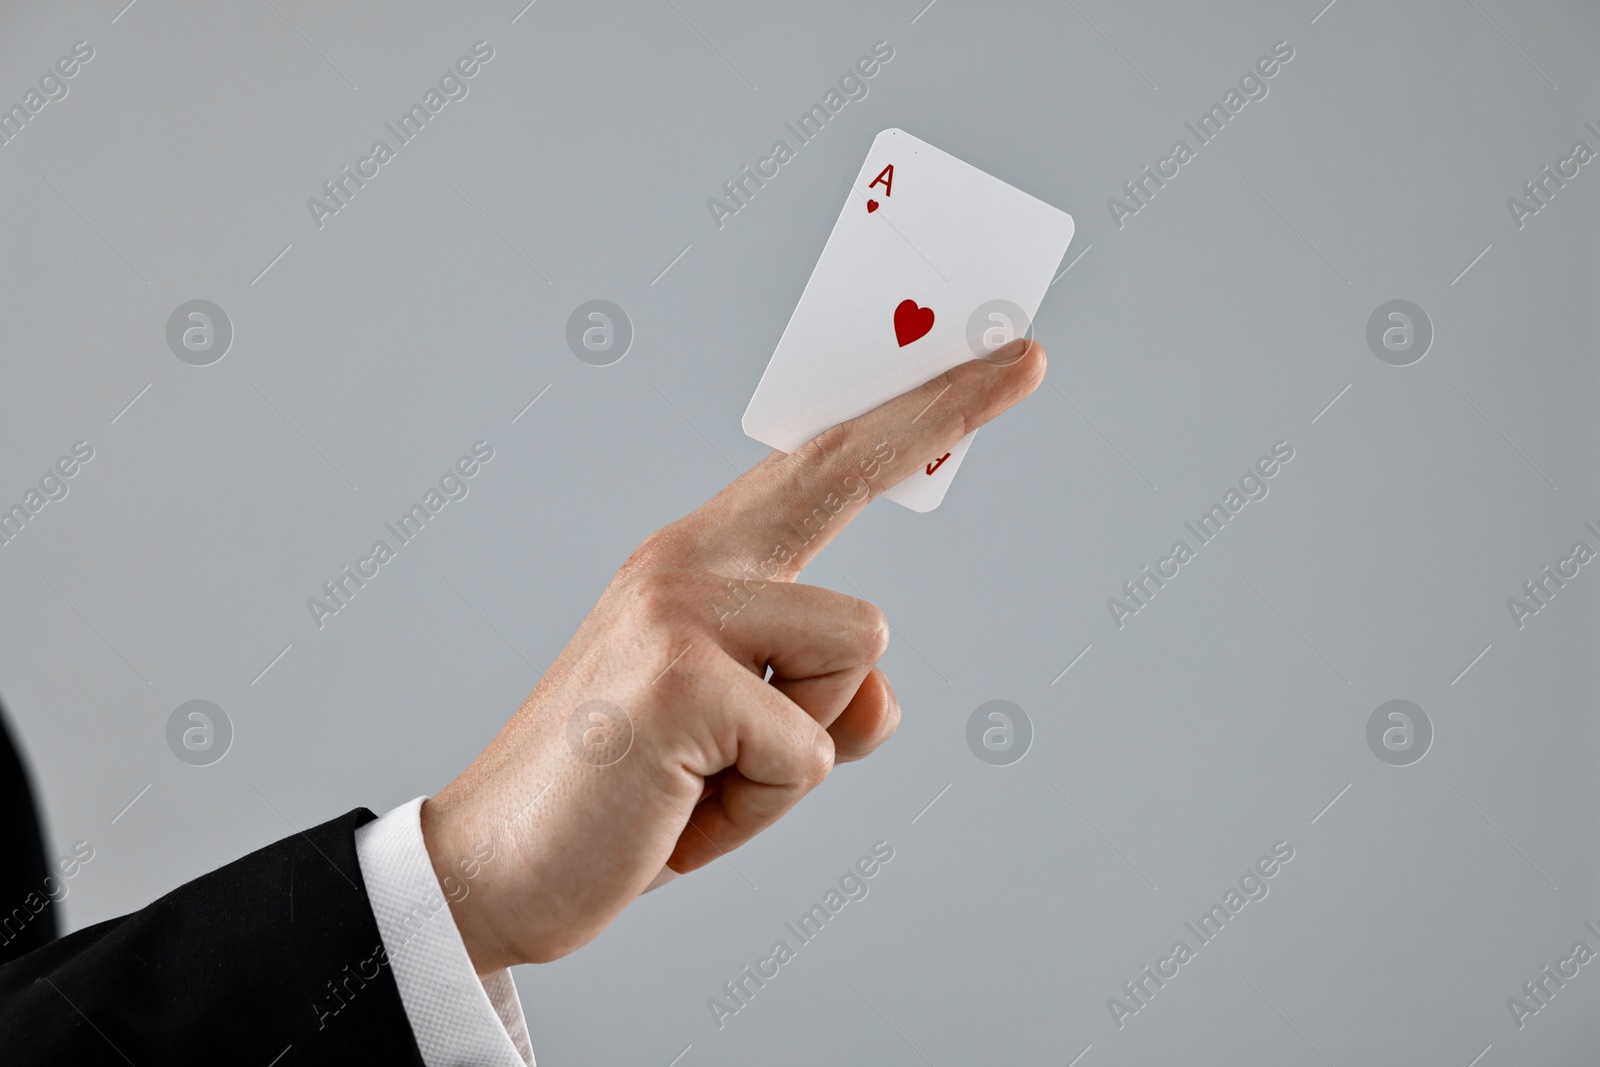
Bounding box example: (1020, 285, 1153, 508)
(894, 299, 934, 347)
(926, 452, 951, 476)
(866, 199, 879, 213)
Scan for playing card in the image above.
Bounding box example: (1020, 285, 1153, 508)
(742, 127, 1075, 511)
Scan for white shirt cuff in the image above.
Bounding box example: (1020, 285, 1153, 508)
(354, 797, 534, 1067)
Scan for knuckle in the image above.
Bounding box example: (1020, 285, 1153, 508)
(920, 370, 960, 418)
(626, 569, 693, 629)
(799, 729, 836, 789)
(619, 534, 668, 580)
(642, 635, 710, 703)
(854, 600, 891, 661)
(625, 518, 716, 574)
(792, 421, 853, 469)
(926, 369, 957, 397)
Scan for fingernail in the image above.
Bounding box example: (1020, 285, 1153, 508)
(982, 337, 1031, 366)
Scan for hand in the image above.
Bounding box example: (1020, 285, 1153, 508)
(421, 339, 1046, 972)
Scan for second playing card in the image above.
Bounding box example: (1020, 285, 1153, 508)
(743, 128, 1075, 511)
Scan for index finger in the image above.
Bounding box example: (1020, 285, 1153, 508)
(700, 338, 1046, 577)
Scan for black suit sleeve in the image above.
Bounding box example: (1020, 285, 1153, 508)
(0, 809, 428, 1066)
(0, 708, 57, 965)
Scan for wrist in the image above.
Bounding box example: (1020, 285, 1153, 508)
(420, 795, 514, 975)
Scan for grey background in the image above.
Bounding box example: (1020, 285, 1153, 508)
(2, 0, 1596, 1062)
